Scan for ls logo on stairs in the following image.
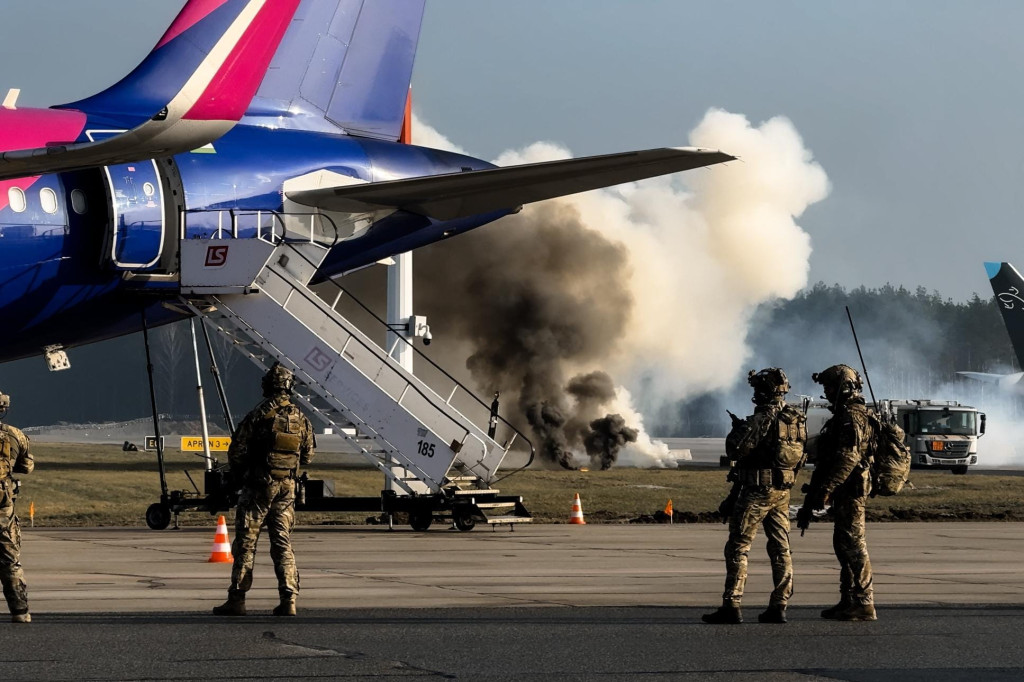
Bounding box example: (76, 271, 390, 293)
(305, 346, 332, 372)
(205, 245, 229, 267)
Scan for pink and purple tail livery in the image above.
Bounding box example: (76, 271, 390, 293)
(59, 0, 303, 123)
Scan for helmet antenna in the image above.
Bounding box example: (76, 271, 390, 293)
(845, 305, 877, 409)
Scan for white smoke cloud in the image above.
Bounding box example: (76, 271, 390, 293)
(412, 108, 829, 467)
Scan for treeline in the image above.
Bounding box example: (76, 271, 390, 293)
(657, 282, 1018, 437)
(0, 282, 1016, 433)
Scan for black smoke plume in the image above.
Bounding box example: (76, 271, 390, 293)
(585, 413, 639, 470)
(414, 201, 638, 467)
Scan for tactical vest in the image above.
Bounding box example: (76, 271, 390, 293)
(772, 405, 808, 470)
(263, 401, 304, 479)
(734, 405, 807, 489)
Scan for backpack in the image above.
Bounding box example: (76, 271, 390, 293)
(772, 405, 807, 470)
(263, 401, 304, 477)
(867, 413, 911, 496)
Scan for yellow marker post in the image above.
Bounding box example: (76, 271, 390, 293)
(29, 501, 34, 528)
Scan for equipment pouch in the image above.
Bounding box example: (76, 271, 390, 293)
(273, 432, 301, 454)
(771, 468, 795, 489)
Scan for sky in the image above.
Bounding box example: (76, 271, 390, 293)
(1, 0, 1023, 301)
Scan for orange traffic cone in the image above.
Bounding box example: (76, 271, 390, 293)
(208, 515, 233, 563)
(569, 493, 586, 525)
(664, 499, 674, 524)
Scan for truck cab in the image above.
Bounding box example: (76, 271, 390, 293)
(884, 400, 985, 475)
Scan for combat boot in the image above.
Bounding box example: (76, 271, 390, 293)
(835, 602, 876, 621)
(273, 595, 297, 617)
(212, 593, 246, 616)
(820, 598, 852, 620)
(701, 602, 742, 624)
(11, 611, 31, 624)
(757, 604, 787, 623)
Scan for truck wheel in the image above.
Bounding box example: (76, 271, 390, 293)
(454, 513, 477, 532)
(409, 510, 433, 532)
(951, 465, 969, 476)
(145, 503, 171, 530)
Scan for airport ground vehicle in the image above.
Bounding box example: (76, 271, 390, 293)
(881, 400, 985, 475)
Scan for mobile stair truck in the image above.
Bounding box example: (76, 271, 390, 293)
(143, 211, 534, 531)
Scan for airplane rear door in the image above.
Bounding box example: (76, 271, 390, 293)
(104, 160, 165, 270)
(88, 131, 166, 271)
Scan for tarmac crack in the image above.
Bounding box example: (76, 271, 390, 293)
(261, 631, 456, 678)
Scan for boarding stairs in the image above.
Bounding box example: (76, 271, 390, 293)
(174, 211, 532, 527)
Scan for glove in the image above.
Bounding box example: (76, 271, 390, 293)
(796, 506, 813, 536)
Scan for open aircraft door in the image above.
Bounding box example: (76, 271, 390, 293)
(89, 130, 179, 272)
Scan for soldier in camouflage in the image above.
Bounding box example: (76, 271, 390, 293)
(0, 391, 34, 623)
(799, 364, 877, 621)
(213, 363, 314, 617)
(703, 368, 807, 625)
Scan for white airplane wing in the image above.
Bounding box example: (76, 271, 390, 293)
(285, 147, 734, 220)
(957, 371, 1024, 386)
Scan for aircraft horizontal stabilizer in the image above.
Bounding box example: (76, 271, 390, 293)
(285, 147, 734, 220)
(0, 115, 232, 182)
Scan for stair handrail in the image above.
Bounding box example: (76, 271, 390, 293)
(274, 239, 536, 478)
(182, 209, 340, 248)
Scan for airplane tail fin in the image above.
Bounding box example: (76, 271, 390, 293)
(986, 261, 1024, 370)
(58, 0, 303, 123)
(242, 0, 426, 140)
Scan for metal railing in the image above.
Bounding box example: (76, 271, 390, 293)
(181, 209, 340, 248)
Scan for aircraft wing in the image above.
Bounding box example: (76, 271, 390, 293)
(285, 147, 734, 220)
(956, 371, 1024, 386)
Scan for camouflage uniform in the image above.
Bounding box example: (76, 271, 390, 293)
(704, 369, 806, 625)
(0, 417, 34, 623)
(803, 364, 876, 621)
(214, 364, 314, 617)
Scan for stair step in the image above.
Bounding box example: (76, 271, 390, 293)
(452, 488, 500, 496)
(472, 501, 516, 509)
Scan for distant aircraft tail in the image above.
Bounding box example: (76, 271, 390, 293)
(242, 0, 426, 140)
(986, 261, 1024, 370)
(59, 0, 303, 124)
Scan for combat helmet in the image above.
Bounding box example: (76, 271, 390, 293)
(261, 362, 295, 396)
(812, 364, 862, 405)
(747, 368, 790, 404)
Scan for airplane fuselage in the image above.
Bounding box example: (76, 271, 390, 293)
(0, 108, 502, 361)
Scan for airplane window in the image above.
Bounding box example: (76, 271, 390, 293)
(71, 189, 88, 214)
(40, 188, 59, 214)
(8, 187, 26, 213)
